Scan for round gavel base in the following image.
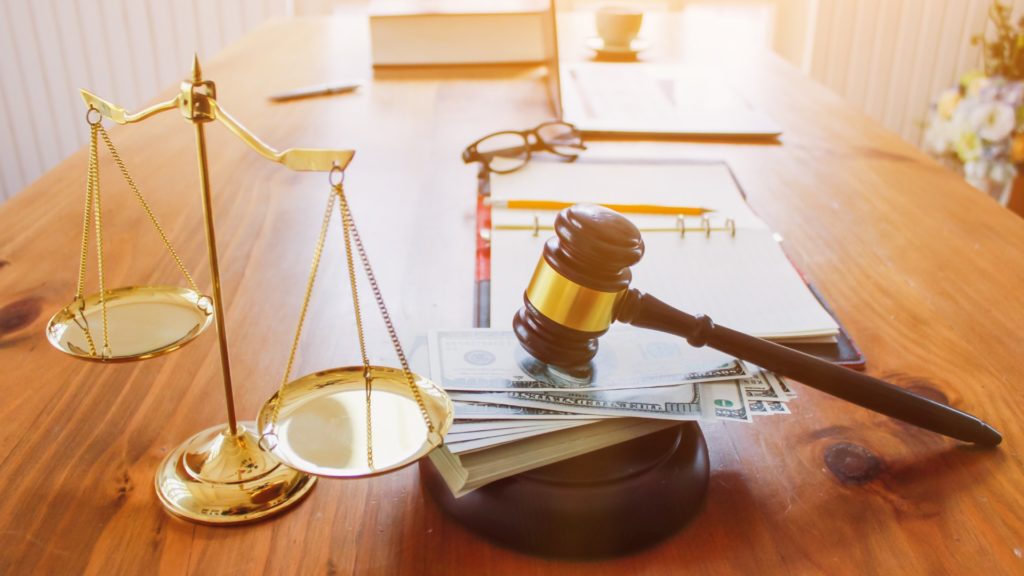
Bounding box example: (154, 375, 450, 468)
(420, 422, 709, 559)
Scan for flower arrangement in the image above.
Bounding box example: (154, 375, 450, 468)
(923, 1, 1024, 205)
(924, 72, 1023, 203)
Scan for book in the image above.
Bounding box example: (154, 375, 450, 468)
(428, 418, 678, 498)
(369, 0, 551, 67)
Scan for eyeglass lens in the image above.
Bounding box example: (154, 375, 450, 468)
(536, 123, 582, 155)
(476, 132, 530, 172)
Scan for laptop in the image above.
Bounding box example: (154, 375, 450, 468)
(544, 2, 782, 140)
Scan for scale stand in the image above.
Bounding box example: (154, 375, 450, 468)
(76, 57, 355, 524)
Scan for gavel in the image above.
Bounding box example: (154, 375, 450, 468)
(513, 204, 1002, 446)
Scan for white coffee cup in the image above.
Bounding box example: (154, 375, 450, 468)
(595, 4, 644, 49)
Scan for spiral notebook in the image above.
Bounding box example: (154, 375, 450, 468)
(474, 158, 864, 368)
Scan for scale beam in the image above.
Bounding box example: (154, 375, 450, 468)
(212, 102, 355, 171)
(80, 90, 178, 125)
(78, 89, 355, 173)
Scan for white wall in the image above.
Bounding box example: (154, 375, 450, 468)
(0, 0, 370, 203)
(800, 0, 1024, 148)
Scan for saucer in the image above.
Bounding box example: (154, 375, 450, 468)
(586, 36, 653, 58)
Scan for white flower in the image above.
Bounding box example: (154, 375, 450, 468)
(1000, 81, 1024, 107)
(968, 101, 1016, 142)
(953, 128, 983, 163)
(937, 89, 961, 119)
(924, 118, 953, 154)
(966, 74, 992, 97)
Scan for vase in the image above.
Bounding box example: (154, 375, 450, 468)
(1009, 175, 1024, 217)
(966, 174, 1014, 205)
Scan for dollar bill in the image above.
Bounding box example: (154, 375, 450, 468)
(706, 381, 752, 422)
(430, 327, 747, 392)
(748, 400, 791, 415)
(776, 376, 797, 398)
(448, 380, 731, 421)
(446, 422, 596, 454)
(449, 419, 584, 433)
(453, 400, 611, 420)
(741, 366, 790, 402)
(447, 422, 581, 442)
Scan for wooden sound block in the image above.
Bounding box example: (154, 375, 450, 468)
(420, 422, 710, 559)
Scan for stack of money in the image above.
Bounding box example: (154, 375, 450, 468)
(427, 328, 796, 496)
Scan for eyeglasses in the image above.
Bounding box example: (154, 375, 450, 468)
(462, 121, 586, 174)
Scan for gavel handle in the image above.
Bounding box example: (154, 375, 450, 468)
(618, 291, 1002, 446)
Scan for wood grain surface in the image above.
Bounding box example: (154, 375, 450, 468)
(1, 16, 1022, 576)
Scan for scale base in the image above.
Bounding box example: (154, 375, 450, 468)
(155, 421, 316, 525)
(421, 422, 709, 559)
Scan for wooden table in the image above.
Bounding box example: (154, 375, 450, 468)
(2, 16, 1022, 576)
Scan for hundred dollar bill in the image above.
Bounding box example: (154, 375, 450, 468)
(741, 367, 790, 402)
(447, 422, 582, 442)
(430, 327, 747, 392)
(448, 419, 594, 436)
(453, 400, 612, 420)
(447, 422, 596, 454)
(448, 381, 738, 422)
(449, 419, 585, 433)
(707, 381, 752, 422)
(776, 376, 797, 398)
(749, 400, 791, 415)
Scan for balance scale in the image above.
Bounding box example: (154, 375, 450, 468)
(45, 57, 453, 525)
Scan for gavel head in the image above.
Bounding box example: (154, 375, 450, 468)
(513, 204, 644, 369)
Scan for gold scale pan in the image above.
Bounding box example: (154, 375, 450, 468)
(45, 57, 452, 525)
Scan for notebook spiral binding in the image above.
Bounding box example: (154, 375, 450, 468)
(492, 214, 738, 238)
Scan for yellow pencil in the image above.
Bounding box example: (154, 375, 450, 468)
(484, 198, 714, 216)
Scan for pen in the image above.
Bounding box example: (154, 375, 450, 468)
(484, 198, 714, 216)
(268, 81, 362, 102)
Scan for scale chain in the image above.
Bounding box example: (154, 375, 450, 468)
(334, 184, 435, 436)
(73, 123, 101, 357)
(260, 177, 437, 468)
(71, 110, 202, 360)
(76, 125, 97, 302)
(265, 188, 337, 437)
(336, 182, 375, 470)
(96, 124, 201, 295)
(91, 128, 111, 358)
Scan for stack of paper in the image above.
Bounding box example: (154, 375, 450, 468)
(557, 62, 782, 138)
